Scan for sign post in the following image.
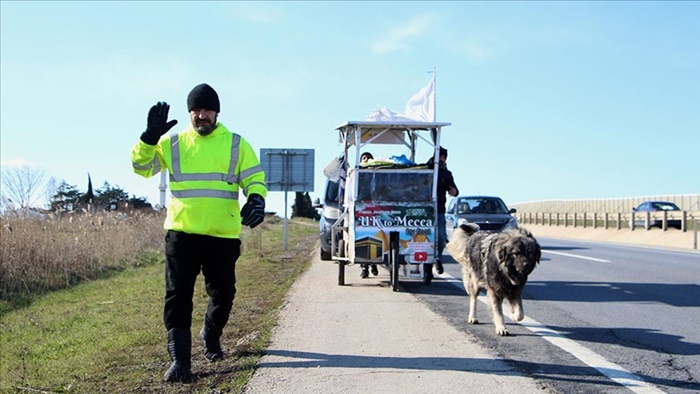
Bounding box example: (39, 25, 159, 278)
(260, 149, 315, 250)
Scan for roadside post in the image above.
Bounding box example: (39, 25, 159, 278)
(260, 149, 315, 251)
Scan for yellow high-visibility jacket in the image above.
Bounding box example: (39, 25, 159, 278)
(131, 123, 267, 239)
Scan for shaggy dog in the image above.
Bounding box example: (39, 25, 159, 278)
(446, 223, 541, 336)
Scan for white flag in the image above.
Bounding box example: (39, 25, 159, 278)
(404, 78, 435, 122)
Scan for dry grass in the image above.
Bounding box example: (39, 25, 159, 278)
(0, 211, 165, 314)
(0, 212, 319, 393)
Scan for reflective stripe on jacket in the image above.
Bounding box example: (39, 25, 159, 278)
(131, 123, 267, 238)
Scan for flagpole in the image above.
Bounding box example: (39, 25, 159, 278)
(431, 66, 436, 122)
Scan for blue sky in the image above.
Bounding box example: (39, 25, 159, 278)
(1, 1, 699, 216)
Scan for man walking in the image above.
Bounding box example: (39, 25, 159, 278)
(131, 83, 267, 382)
(428, 146, 458, 275)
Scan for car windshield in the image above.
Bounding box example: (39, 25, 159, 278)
(325, 181, 340, 205)
(457, 198, 509, 214)
(649, 202, 680, 211)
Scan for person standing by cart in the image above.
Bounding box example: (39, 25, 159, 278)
(131, 83, 267, 383)
(359, 151, 380, 278)
(427, 146, 458, 275)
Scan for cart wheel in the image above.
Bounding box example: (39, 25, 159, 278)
(390, 232, 400, 292)
(338, 261, 345, 286)
(423, 263, 433, 285)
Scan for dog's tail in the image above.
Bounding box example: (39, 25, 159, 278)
(445, 221, 480, 265)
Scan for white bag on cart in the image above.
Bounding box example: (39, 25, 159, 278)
(322, 155, 343, 182)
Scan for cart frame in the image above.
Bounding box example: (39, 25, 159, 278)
(329, 121, 451, 291)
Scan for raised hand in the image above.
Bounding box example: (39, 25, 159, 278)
(141, 102, 178, 145)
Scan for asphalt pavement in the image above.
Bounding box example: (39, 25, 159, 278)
(242, 224, 695, 393)
(243, 252, 548, 394)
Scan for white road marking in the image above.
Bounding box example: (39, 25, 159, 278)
(439, 272, 665, 393)
(518, 316, 666, 394)
(543, 250, 610, 263)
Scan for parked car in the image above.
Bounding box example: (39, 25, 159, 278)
(445, 196, 518, 239)
(314, 179, 342, 260)
(630, 201, 682, 229)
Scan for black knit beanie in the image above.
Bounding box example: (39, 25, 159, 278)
(187, 83, 220, 112)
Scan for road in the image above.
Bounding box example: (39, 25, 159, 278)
(404, 238, 700, 393)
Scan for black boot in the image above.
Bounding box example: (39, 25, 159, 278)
(435, 260, 444, 275)
(200, 318, 224, 362)
(360, 265, 369, 278)
(164, 328, 193, 383)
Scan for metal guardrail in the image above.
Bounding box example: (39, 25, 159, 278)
(510, 194, 700, 215)
(514, 210, 700, 249)
(515, 210, 699, 230)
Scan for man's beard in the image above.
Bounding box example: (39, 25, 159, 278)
(194, 116, 217, 136)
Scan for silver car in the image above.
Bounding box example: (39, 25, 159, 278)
(445, 196, 518, 239)
(315, 180, 343, 260)
(630, 201, 682, 229)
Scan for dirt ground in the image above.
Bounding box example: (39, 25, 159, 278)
(523, 223, 699, 252)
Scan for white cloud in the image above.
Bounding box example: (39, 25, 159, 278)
(371, 14, 439, 54)
(0, 158, 33, 168)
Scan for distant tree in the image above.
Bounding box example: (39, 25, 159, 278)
(82, 173, 94, 205)
(291, 192, 303, 218)
(94, 182, 129, 211)
(291, 191, 319, 219)
(0, 195, 13, 213)
(49, 181, 82, 212)
(0, 164, 50, 209)
(306, 192, 318, 219)
(47, 179, 152, 212)
(128, 195, 152, 210)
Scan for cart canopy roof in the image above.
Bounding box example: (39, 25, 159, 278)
(335, 121, 451, 146)
(335, 121, 451, 131)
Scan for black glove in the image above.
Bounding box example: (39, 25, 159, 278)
(140, 102, 178, 145)
(241, 194, 265, 228)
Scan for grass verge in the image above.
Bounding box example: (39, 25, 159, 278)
(0, 216, 318, 393)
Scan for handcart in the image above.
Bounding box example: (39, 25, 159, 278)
(328, 121, 451, 291)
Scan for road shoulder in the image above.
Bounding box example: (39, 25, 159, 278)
(244, 256, 547, 393)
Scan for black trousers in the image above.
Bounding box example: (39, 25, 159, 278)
(163, 230, 241, 332)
